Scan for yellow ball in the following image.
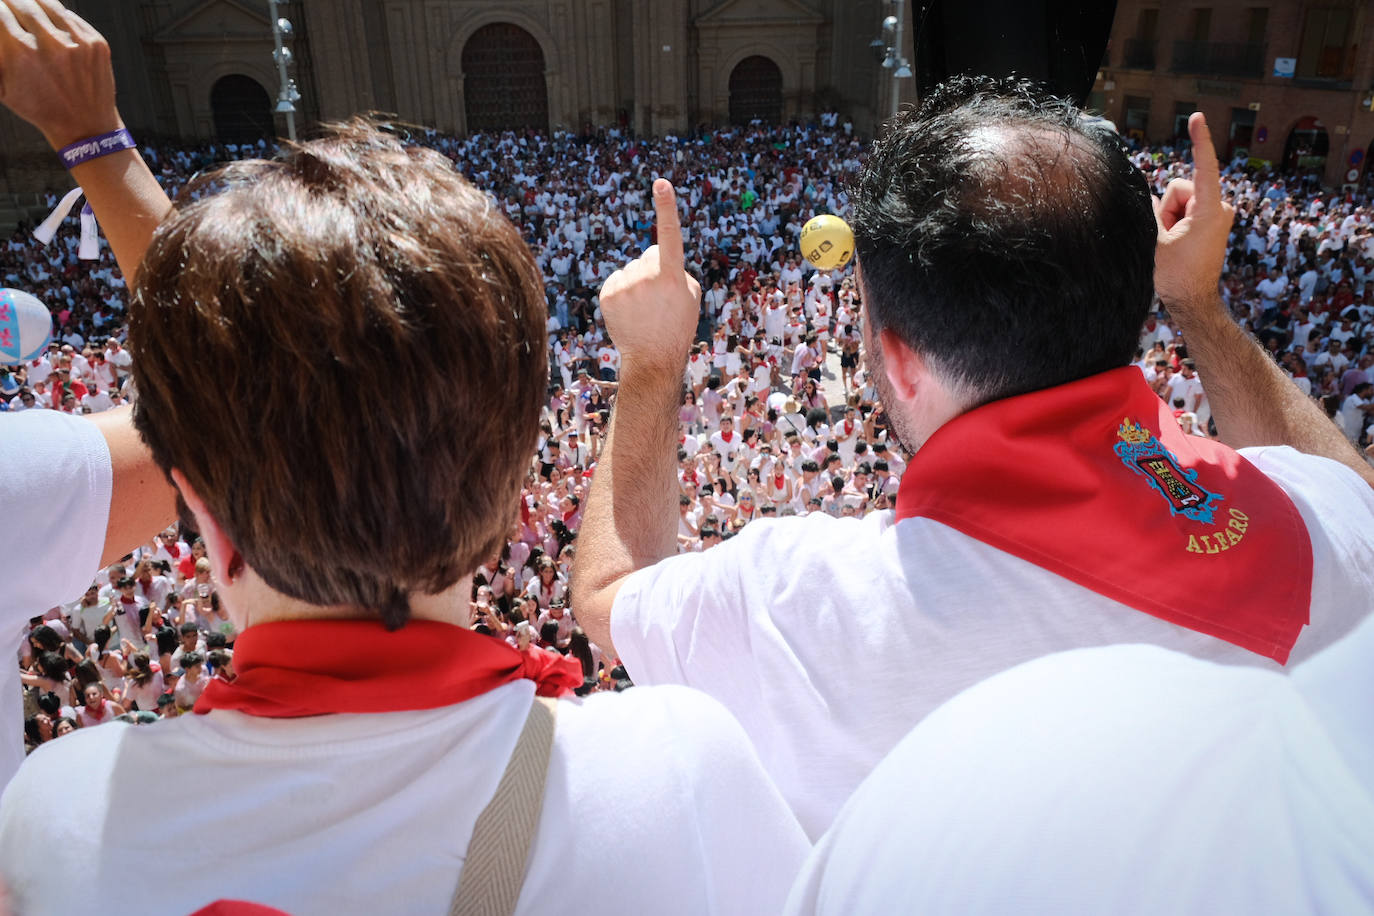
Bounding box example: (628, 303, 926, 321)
(799, 214, 854, 271)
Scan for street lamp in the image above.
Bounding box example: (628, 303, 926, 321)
(269, 0, 298, 141)
(875, 1, 913, 119)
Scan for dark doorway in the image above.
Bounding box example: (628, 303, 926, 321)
(211, 75, 273, 142)
(1227, 107, 1256, 162)
(728, 56, 783, 125)
(462, 24, 549, 132)
(1282, 117, 1329, 176)
(1122, 94, 1151, 143)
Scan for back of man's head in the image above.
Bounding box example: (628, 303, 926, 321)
(853, 75, 1156, 406)
(129, 121, 548, 630)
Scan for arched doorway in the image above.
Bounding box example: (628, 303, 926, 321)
(1361, 137, 1374, 197)
(461, 24, 549, 133)
(1281, 116, 1329, 177)
(211, 75, 273, 142)
(729, 56, 783, 125)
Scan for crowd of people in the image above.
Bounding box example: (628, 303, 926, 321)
(6, 116, 1374, 758)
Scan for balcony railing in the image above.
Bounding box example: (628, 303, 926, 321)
(1121, 37, 1157, 69)
(1170, 40, 1265, 78)
(1291, 76, 1353, 91)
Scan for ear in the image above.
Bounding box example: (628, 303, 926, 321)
(877, 328, 929, 403)
(170, 469, 244, 585)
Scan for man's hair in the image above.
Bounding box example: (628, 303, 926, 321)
(853, 75, 1156, 405)
(129, 122, 547, 630)
(179, 622, 199, 636)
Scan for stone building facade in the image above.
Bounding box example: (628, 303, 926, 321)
(1091, 0, 1374, 191)
(0, 0, 917, 186)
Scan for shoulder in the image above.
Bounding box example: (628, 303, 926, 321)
(1239, 445, 1373, 516)
(2, 720, 130, 841)
(556, 685, 755, 765)
(546, 686, 806, 904)
(796, 645, 1348, 913)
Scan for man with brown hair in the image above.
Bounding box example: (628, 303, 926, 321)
(0, 3, 806, 912)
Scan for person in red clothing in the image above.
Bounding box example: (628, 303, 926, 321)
(176, 537, 206, 582)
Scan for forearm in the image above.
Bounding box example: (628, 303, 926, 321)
(1174, 294, 1374, 488)
(573, 362, 683, 650)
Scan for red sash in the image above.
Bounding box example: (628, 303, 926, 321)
(895, 368, 1312, 663)
(195, 619, 582, 718)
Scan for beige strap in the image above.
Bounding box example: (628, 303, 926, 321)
(450, 696, 559, 916)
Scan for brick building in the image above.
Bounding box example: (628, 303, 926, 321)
(1091, 0, 1374, 191)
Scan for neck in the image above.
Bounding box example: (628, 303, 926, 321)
(226, 569, 475, 631)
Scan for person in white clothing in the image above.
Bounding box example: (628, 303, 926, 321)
(0, 16, 806, 915)
(787, 614, 1374, 915)
(1339, 382, 1374, 445)
(0, 403, 173, 793)
(575, 81, 1374, 839)
(708, 415, 745, 468)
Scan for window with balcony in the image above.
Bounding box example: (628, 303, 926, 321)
(1190, 8, 1212, 41)
(1295, 6, 1358, 83)
(1170, 5, 1267, 76)
(1170, 40, 1265, 77)
(1122, 8, 1159, 69)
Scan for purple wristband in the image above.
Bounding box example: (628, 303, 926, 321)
(57, 128, 136, 169)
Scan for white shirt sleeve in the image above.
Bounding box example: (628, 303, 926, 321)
(1, 410, 112, 622)
(610, 523, 762, 689)
(0, 409, 112, 793)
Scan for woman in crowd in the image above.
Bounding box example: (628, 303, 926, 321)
(121, 652, 165, 712)
(524, 557, 568, 610)
(87, 625, 126, 692)
(76, 682, 123, 728)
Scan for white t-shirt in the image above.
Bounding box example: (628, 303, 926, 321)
(0, 410, 111, 791)
(611, 447, 1374, 838)
(0, 682, 808, 915)
(1165, 372, 1204, 410)
(786, 618, 1374, 915)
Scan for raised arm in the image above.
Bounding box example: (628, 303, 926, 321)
(1154, 113, 1374, 491)
(0, 0, 172, 283)
(1, 0, 178, 557)
(573, 180, 701, 652)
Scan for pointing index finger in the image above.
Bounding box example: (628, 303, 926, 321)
(1188, 112, 1221, 212)
(652, 178, 684, 269)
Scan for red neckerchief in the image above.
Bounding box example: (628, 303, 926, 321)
(894, 367, 1312, 663)
(720, 430, 734, 443)
(190, 902, 290, 916)
(195, 619, 582, 718)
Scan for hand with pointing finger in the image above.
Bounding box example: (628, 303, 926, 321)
(598, 179, 702, 375)
(1153, 112, 1236, 312)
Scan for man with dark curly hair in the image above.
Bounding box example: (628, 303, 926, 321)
(577, 76, 1374, 839)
